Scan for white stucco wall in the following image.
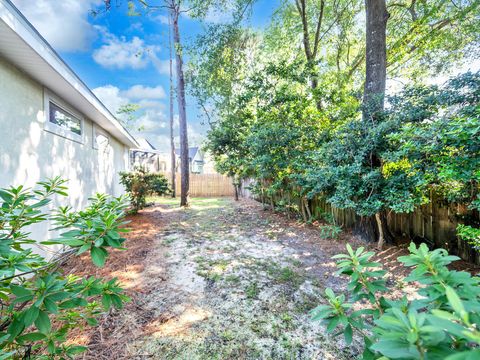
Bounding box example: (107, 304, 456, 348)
(0, 56, 129, 252)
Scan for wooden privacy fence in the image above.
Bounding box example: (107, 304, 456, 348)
(242, 180, 480, 264)
(161, 172, 235, 197)
(309, 193, 480, 264)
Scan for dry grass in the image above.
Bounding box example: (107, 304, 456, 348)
(62, 197, 480, 360)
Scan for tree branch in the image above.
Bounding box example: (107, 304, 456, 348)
(295, 0, 313, 61)
(312, 0, 325, 60)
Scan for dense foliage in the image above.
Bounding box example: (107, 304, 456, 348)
(311, 242, 480, 359)
(119, 168, 170, 213)
(190, 0, 480, 249)
(0, 178, 129, 359)
(204, 64, 480, 248)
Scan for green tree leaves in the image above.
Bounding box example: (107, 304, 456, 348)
(312, 242, 480, 359)
(119, 168, 170, 213)
(0, 179, 130, 358)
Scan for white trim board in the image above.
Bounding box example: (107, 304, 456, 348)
(0, 0, 138, 149)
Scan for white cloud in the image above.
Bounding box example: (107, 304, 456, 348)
(93, 85, 129, 115)
(137, 109, 168, 131)
(202, 8, 234, 24)
(151, 56, 175, 76)
(93, 84, 168, 134)
(150, 14, 170, 25)
(182, 5, 234, 25)
(92, 84, 208, 153)
(126, 22, 144, 33)
(138, 99, 166, 108)
(187, 123, 206, 147)
(11, 0, 101, 52)
(93, 84, 167, 112)
(123, 85, 166, 100)
(153, 135, 171, 150)
(93, 27, 160, 69)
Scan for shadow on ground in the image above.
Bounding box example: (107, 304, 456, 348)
(65, 197, 472, 359)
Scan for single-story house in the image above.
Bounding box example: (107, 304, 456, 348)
(0, 0, 138, 248)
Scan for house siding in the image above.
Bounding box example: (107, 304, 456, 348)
(191, 151, 204, 174)
(0, 56, 129, 250)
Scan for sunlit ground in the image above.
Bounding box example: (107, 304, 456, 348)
(117, 197, 359, 359)
(149, 196, 231, 209)
(74, 197, 393, 359)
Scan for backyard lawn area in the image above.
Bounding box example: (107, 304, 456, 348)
(61, 197, 472, 360)
(2, 1, 479, 358)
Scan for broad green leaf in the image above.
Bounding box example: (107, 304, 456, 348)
(23, 306, 39, 327)
(445, 286, 468, 322)
(91, 247, 107, 267)
(16, 332, 46, 343)
(34, 310, 51, 333)
(344, 324, 353, 345)
(10, 285, 33, 297)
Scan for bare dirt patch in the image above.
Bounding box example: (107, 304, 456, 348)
(65, 197, 479, 359)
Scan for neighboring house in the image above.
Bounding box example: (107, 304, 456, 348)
(175, 147, 205, 174)
(132, 143, 219, 175)
(0, 0, 138, 247)
(201, 151, 218, 174)
(130, 138, 168, 173)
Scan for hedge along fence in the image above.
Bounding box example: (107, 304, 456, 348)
(243, 182, 480, 264)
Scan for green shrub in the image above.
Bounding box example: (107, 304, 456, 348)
(319, 224, 342, 240)
(457, 224, 480, 251)
(119, 167, 170, 213)
(0, 178, 129, 359)
(311, 242, 480, 359)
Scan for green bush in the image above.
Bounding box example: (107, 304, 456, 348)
(119, 167, 170, 213)
(319, 224, 342, 240)
(0, 178, 129, 359)
(457, 224, 480, 251)
(311, 242, 480, 359)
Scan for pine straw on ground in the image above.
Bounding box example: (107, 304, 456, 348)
(62, 206, 169, 360)
(61, 198, 480, 360)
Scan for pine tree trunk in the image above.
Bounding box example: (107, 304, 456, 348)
(234, 184, 239, 201)
(300, 198, 308, 223)
(304, 198, 312, 220)
(168, 13, 176, 198)
(363, 0, 389, 121)
(362, 0, 390, 245)
(171, 9, 189, 207)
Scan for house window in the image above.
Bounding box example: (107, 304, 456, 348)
(44, 91, 83, 143)
(193, 160, 204, 174)
(93, 125, 110, 150)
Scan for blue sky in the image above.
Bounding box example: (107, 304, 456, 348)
(11, 0, 280, 151)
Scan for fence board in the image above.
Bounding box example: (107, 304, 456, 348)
(242, 179, 480, 264)
(160, 172, 235, 197)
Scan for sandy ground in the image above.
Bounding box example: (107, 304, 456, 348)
(65, 197, 478, 360)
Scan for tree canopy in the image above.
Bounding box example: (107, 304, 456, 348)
(187, 0, 479, 249)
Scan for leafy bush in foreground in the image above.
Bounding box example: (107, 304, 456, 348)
(311, 243, 480, 359)
(0, 178, 129, 359)
(457, 224, 480, 251)
(119, 168, 170, 213)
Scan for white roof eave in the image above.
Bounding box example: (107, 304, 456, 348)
(0, 0, 139, 148)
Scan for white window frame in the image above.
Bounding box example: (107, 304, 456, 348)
(92, 124, 110, 150)
(44, 90, 84, 143)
